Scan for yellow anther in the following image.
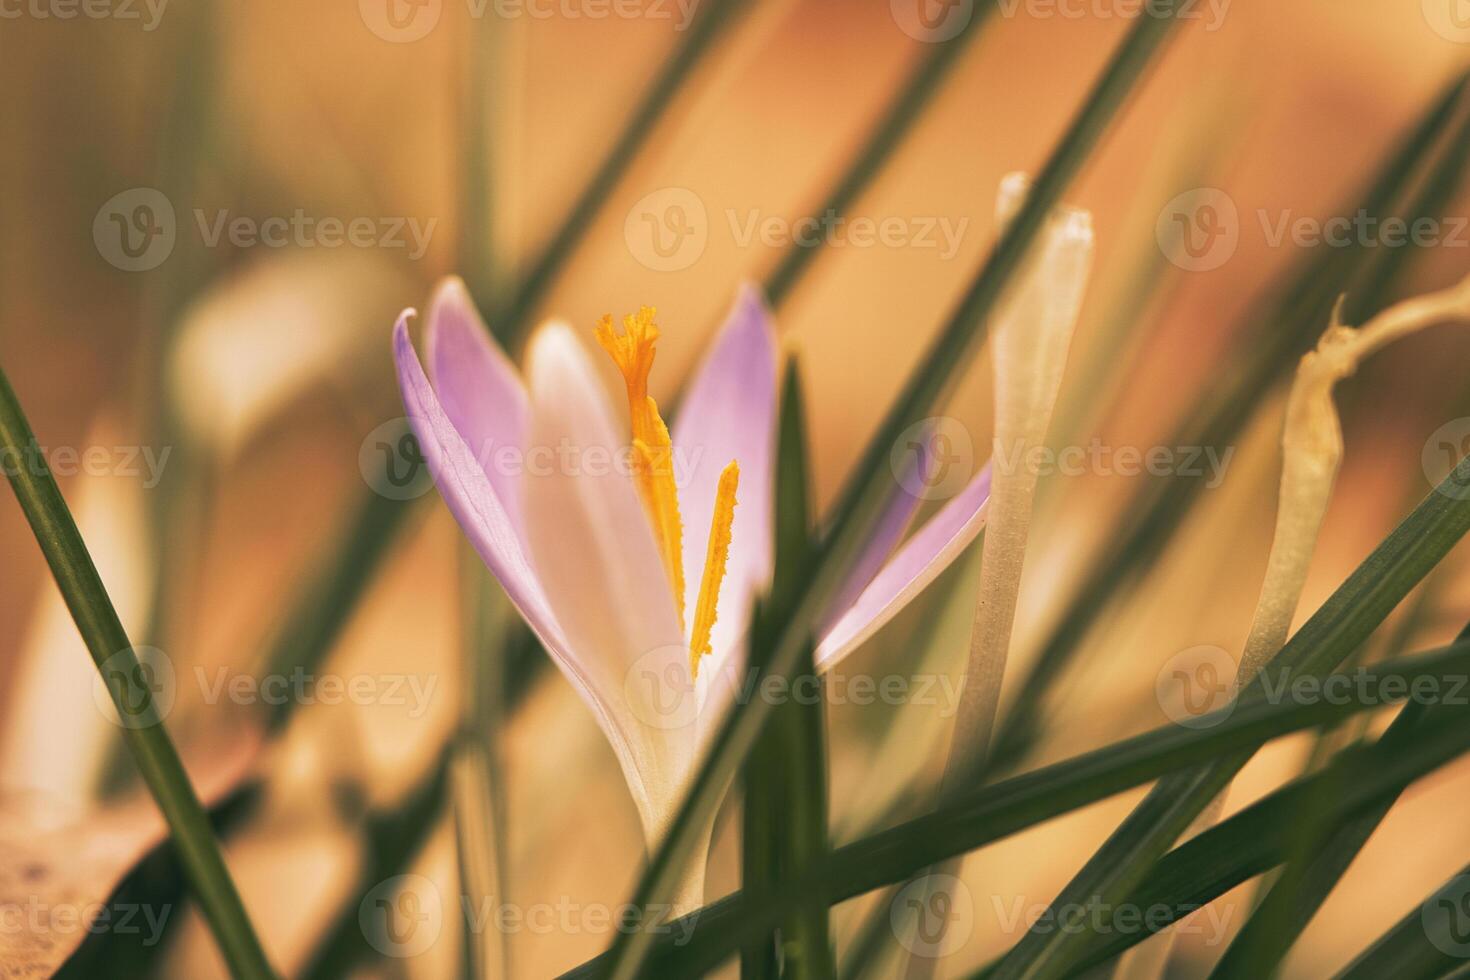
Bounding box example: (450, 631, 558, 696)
(596, 308, 686, 628)
(690, 462, 739, 678)
(596, 308, 741, 680)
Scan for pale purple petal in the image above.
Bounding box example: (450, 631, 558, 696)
(814, 464, 992, 671)
(395, 314, 562, 650)
(821, 423, 943, 628)
(425, 277, 529, 531)
(671, 284, 778, 678)
(397, 313, 684, 842)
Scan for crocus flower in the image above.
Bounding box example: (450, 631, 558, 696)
(393, 280, 990, 904)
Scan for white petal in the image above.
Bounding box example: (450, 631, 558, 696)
(520, 322, 695, 841)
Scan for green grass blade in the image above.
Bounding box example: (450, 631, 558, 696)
(559, 639, 1470, 979)
(596, 10, 1184, 978)
(1204, 623, 1470, 978)
(991, 69, 1470, 767)
(1334, 860, 1470, 980)
(0, 366, 276, 980)
(741, 360, 835, 979)
(988, 453, 1470, 980)
(994, 704, 1470, 976)
(1204, 720, 1415, 978)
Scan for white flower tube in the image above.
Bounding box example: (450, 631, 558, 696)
(945, 173, 1095, 784)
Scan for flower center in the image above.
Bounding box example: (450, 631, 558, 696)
(596, 307, 739, 678)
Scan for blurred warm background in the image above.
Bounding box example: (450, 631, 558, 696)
(3, 1, 1470, 976)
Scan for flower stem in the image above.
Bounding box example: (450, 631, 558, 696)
(1118, 272, 1470, 980)
(0, 365, 275, 980)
